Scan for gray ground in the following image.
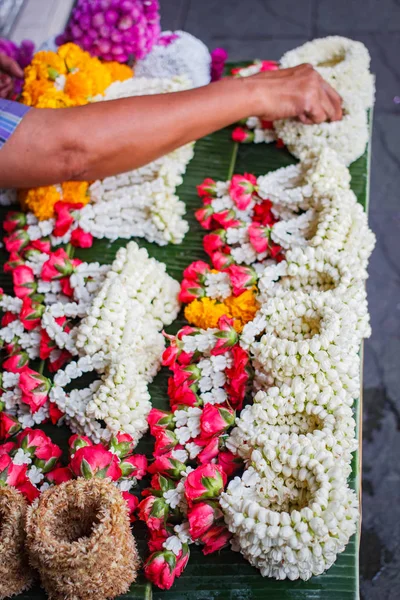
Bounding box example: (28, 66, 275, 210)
(159, 2, 399, 599)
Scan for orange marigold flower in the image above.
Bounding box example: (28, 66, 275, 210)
(105, 61, 133, 82)
(57, 43, 91, 72)
(224, 290, 259, 325)
(61, 181, 90, 204)
(19, 185, 62, 221)
(64, 71, 93, 104)
(21, 79, 54, 107)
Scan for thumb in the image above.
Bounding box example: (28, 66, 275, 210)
(0, 52, 24, 78)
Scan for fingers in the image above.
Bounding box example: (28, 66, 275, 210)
(0, 74, 13, 98)
(299, 69, 343, 125)
(0, 52, 24, 79)
(322, 81, 343, 121)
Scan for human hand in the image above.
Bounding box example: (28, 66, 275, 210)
(0, 52, 24, 99)
(248, 63, 343, 124)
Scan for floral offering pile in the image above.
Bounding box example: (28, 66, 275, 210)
(0, 33, 375, 598)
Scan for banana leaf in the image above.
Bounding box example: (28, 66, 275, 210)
(0, 103, 370, 600)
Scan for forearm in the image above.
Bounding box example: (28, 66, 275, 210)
(0, 77, 256, 188)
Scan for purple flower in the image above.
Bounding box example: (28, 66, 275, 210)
(58, 0, 161, 62)
(0, 37, 35, 97)
(210, 48, 228, 82)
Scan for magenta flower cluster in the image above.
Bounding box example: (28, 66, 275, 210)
(56, 0, 161, 63)
(0, 38, 35, 95)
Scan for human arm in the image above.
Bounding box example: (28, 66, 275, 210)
(0, 63, 342, 188)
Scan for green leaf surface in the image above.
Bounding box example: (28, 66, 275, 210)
(1, 110, 369, 600)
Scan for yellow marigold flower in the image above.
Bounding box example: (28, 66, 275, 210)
(64, 71, 93, 104)
(83, 58, 113, 97)
(30, 51, 67, 77)
(61, 181, 90, 205)
(21, 79, 54, 107)
(105, 61, 133, 82)
(19, 185, 62, 221)
(225, 290, 259, 326)
(184, 290, 259, 333)
(35, 89, 75, 109)
(57, 43, 91, 72)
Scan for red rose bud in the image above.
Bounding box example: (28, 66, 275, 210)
(4, 252, 24, 273)
(120, 454, 147, 479)
(68, 433, 94, 454)
(33, 441, 62, 473)
(53, 201, 75, 236)
(148, 453, 187, 480)
(148, 528, 169, 552)
(225, 345, 250, 410)
(147, 409, 175, 436)
(195, 204, 214, 230)
(225, 265, 257, 296)
(231, 126, 254, 143)
(218, 450, 243, 477)
(203, 230, 226, 255)
(145, 473, 176, 497)
(184, 464, 227, 504)
(211, 316, 238, 355)
(200, 525, 232, 555)
(48, 349, 71, 373)
(211, 250, 234, 270)
(19, 368, 51, 413)
(41, 249, 74, 281)
(48, 401, 64, 425)
(182, 260, 210, 284)
(108, 432, 135, 458)
(45, 466, 73, 485)
(17, 428, 50, 453)
(260, 60, 279, 71)
(4, 211, 27, 233)
(188, 501, 223, 540)
(12, 265, 36, 299)
(15, 479, 40, 503)
(19, 296, 45, 331)
(70, 445, 122, 481)
(229, 173, 258, 210)
(153, 429, 178, 457)
(70, 226, 93, 248)
(1, 312, 17, 327)
(167, 377, 199, 411)
(252, 199, 275, 226)
(4, 229, 30, 254)
(0, 441, 17, 456)
(260, 119, 274, 129)
(197, 436, 219, 464)
(200, 404, 235, 439)
(59, 276, 74, 297)
(212, 209, 241, 230)
(0, 454, 27, 487)
(276, 137, 285, 148)
(248, 222, 271, 254)
(175, 544, 190, 577)
(3, 351, 29, 372)
(144, 550, 177, 590)
(197, 178, 217, 198)
(138, 495, 169, 531)
(0, 413, 21, 441)
(121, 491, 139, 522)
(179, 279, 205, 304)
(27, 238, 51, 254)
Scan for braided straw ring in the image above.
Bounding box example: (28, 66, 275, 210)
(26, 478, 139, 600)
(0, 486, 33, 599)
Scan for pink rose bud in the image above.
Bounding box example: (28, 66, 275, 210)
(19, 296, 45, 331)
(3, 211, 27, 233)
(197, 436, 219, 464)
(4, 252, 24, 273)
(175, 544, 190, 577)
(41, 249, 74, 281)
(260, 60, 279, 71)
(120, 454, 147, 479)
(144, 550, 177, 590)
(69, 433, 93, 454)
(147, 408, 175, 436)
(200, 524, 232, 555)
(179, 278, 205, 304)
(248, 222, 271, 254)
(15, 479, 40, 503)
(12, 265, 36, 299)
(3, 351, 29, 373)
(70, 226, 93, 248)
(17, 428, 50, 453)
(108, 432, 135, 458)
(231, 126, 255, 143)
(203, 230, 226, 255)
(0, 454, 27, 487)
(211, 316, 238, 355)
(184, 464, 227, 504)
(53, 201, 76, 237)
(33, 441, 62, 473)
(195, 204, 214, 230)
(188, 501, 223, 540)
(70, 444, 122, 481)
(19, 368, 51, 413)
(138, 495, 169, 531)
(0, 412, 21, 441)
(0, 441, 17, 456)
(45, 466, 73, 485)
(211, 250, 234, 270)
(197, 178, 217, 198)
(229, 173, 258, 210)
(224, 264, 257, 296)
(217, 450, 243, 477)
(148, 453, 187, 480)
(225, 345, 251, 410)
(212, 209, 241, 230)
(4, 229, 30, 254)
(153, 429, 178, 457)
(200, 404, 235, 439)
(121, 491, 139, 522)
